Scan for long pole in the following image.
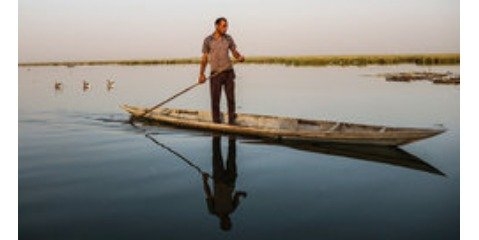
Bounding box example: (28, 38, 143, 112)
(145, 133, 210, 177)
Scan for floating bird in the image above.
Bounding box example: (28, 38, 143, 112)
(107, 79, 115, 91)
(54, 81, 63, 90)
(83, 80, 90, 91)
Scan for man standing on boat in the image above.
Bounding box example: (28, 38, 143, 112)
(198, 17, 245, 124)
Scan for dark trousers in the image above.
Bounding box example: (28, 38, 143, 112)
(210, 69, 236, 124)
(212, 136, 237, 186)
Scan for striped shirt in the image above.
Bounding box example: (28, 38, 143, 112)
(202, 33, 237, 73)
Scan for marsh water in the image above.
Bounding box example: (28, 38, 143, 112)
(19, 64, 459, 239)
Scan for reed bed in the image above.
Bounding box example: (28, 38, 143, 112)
(19, 54, 459, 67)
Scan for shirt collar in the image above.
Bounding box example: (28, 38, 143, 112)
(210, 32, 226, 40)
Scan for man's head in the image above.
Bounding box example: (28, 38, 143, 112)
(215, 17, 228, 35)
(219, 215, 232, 231)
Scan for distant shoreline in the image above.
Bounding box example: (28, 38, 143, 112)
(18, 53, 459, 67)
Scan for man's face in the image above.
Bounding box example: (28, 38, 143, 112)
(216, 20, 228, 35)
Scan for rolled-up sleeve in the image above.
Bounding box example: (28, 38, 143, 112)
(227, 35, 237, 51)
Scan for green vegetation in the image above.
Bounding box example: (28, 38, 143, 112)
(245, 54, 459, 66)
(19, 53, 459, 67)
(18, 58, 200, 67)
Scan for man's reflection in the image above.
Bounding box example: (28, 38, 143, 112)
(202, 135, 247, 231)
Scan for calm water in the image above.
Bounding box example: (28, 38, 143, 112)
(19, 64, 459, 239)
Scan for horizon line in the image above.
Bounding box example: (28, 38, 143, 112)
(18, 53, 460, 67)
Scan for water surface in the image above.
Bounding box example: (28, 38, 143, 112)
(19, 64, 459, 239)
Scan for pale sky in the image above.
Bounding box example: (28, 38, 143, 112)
(18, 0, 459, 62)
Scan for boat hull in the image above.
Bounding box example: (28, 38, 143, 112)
(121, 105, 445, 146)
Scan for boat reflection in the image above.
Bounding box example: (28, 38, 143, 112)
(244, 139, 445, 176)
(140, 123, 444, 232)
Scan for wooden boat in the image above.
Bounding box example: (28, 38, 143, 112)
(121, 105, 445, 146)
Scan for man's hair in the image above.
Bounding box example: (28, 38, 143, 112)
(215, 17, 227, 26)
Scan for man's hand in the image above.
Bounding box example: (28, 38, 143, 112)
(198, 73, 207, 84)
(232, 49, 245, 62)
(202, 173, 210, 181)
(236, 191, 247, 198)
(237, 55, 245, 62)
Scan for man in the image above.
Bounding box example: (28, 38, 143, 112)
(198, 17, 245, 124)
(202, 135, 247, 231)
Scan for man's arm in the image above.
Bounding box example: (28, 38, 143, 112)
(231, 49, 245, 62)
(227, 35, 244, 62)
(232, 191, 247, 210)
(202, 173, 212, 198)
(202, 173, 215, 214)
(198, 53, 208, 84)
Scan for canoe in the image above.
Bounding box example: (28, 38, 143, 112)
(121, 105, 445, 146)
